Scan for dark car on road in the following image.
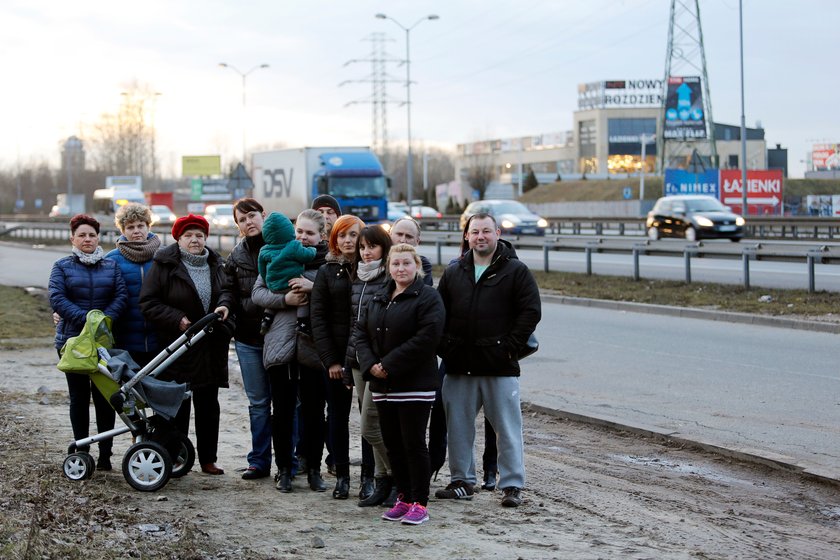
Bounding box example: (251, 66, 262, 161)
(646, 195, 745, 242)
(460, 199, 548, 236)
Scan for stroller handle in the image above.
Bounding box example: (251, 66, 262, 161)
(184, 312, 221, 338)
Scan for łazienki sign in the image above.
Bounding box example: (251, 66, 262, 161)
(578, 79, 664, 110)
(664, 168, 784, 216)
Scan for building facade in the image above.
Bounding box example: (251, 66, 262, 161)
(455, 79, 768, 194)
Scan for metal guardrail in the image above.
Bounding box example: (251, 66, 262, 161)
(0, 222, 240, 252)
(418, 215, 840, 240)
(538, 237, 840, 293)
(428, 231, 840, 293)
(7, 214, 840, 239)
(5, 219, 840, 292)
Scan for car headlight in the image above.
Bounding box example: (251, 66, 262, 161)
(735, 216, 746, 226)
(537, 218, 548, 228)
(501, 219, 515, 229)
(695, 216, 714, 227)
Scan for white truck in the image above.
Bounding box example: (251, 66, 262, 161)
(49, 193, 86, 218)
(251, 147, 390, 223)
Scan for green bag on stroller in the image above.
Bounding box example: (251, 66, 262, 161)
(58, 310, 114, 374)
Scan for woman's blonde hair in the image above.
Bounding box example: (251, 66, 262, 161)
(114, 203, 152, 232)
(296, 209, 327, 236)
(387, 242, 425, 279)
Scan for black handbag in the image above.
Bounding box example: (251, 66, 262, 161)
(518, 333, 539, 360)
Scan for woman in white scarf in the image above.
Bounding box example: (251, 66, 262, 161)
(346, 226, 394, 506)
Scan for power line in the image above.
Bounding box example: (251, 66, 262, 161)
(339, 33, 403, 154)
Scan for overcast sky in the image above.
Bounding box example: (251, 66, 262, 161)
(1, 0, 836, 178)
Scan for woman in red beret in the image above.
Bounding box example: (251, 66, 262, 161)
(140, 214, 234, 475)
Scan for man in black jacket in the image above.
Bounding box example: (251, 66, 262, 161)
(435, 213, 541, 507)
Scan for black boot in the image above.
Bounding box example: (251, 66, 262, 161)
(381, 485, 399, 508)
(275, 468, 292, 493)
(358, 465, 375, 500)
(307, 468, 327, 492)
(358, 476, 392, 507)
(359, 476, 374, 500)
(333, 476, 350, 499)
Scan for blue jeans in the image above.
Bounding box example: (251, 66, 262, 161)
(235, 341, 272, 472)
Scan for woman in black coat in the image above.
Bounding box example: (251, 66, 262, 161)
(139, 214, 234, 475)
(355, 243, 445, 525)
(310, 214, 364, 498)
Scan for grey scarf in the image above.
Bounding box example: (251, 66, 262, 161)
(356, 259, 384, 282)
(180, 248, 212, 312)
(72, 246, 105, 265)
(117, 234, 161, 264)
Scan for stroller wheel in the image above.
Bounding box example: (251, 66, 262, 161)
(168, 433, 196, 478)
(146, 416, 196, 478)
(63, 452, 95, 481)
(122, 441, 172, 492)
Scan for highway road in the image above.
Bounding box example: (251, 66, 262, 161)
(522, 301, 840, 480)
(2, 240, 838, 479)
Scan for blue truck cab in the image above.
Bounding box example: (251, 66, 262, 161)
(314, 152, 390, 224)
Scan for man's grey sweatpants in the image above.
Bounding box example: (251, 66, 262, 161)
(442, 374, 525, 490)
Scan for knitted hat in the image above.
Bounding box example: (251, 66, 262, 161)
(262, 212, 295, 245)
(171, 214, 209, 239)
(311, 194, 342, 216)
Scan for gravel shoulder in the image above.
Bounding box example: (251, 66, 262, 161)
(1, 342, 839, 559)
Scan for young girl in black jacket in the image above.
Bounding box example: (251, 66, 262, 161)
(355, 243, 445, 525)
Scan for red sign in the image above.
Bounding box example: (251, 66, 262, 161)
(720, 169, 783, 215)
(812, 143, 840, 170)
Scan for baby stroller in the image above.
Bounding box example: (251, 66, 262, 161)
(59, 310, 221, 492)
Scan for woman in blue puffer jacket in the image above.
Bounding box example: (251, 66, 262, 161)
(105, 203, 161, 366)
(49, 214, 128, 471)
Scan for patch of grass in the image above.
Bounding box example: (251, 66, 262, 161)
(0, 285, 55, 339)
(433, 266, 838, 319)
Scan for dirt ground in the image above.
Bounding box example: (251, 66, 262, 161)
(1, 341, 839, 559)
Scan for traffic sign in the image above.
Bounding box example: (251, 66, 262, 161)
(664, 168, 719, 197)
(720, 170, 783, 215)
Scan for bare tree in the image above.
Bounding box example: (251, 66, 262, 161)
(87, 81, 161, 183)
(381, 145, 455, 206)
(464, 153, 496, 201)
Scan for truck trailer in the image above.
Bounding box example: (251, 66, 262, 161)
(251, 147, 390, 223)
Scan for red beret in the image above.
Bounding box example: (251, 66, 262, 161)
(171, 214, 209, 239)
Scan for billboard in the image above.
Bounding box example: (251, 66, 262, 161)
(663, 76, 706, 140)
(182, 155, 222, 177)
(720, 169, 783, 215)
(664, 168, 719, 198)
(812, 144, 840, 170)
(578, 79, 664, 110)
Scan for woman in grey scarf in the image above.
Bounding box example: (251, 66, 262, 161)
(105, 203, 162, 366)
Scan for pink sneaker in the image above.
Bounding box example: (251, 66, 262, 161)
(381, 499, 411, 521)
(401, 503, 430, 525)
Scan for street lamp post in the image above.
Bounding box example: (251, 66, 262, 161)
(376, 13, 439, 215)
(738, 0, 748, 215)
(219, 62, 269, 165)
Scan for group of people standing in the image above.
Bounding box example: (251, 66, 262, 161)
(49, 193, 541, 526)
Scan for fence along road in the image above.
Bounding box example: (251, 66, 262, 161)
(423, 234, 840, 292)
(5, 220, 840, 292)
